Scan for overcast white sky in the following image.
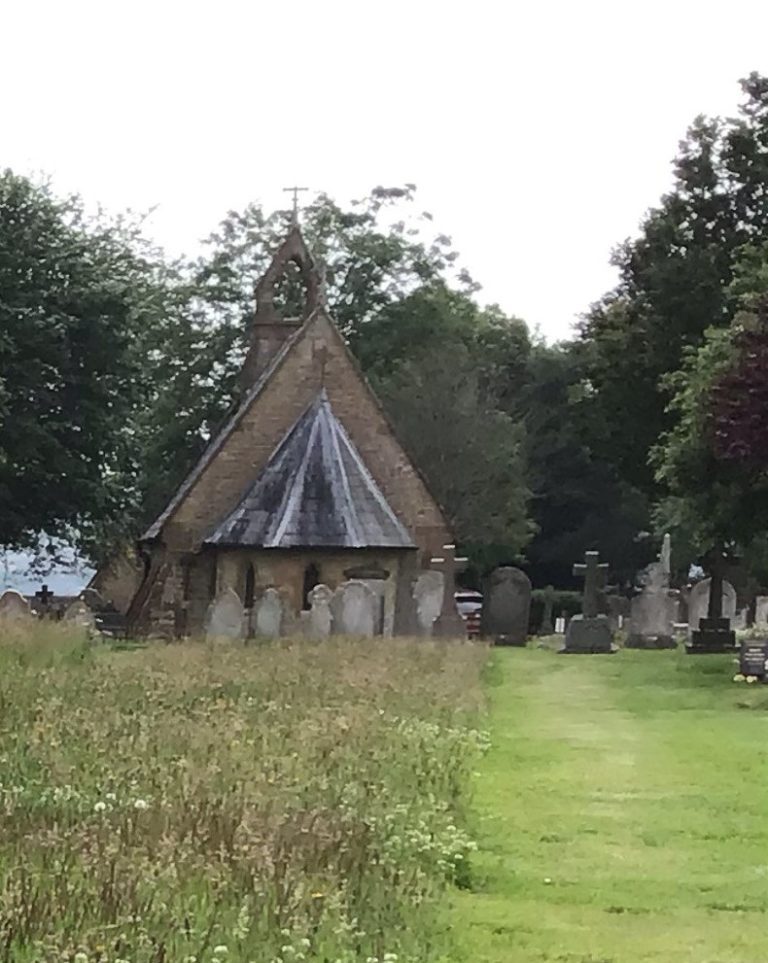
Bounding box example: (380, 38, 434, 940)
(3, 0, 768, 341)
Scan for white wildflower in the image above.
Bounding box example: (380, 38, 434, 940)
(213, 947, 228, 957)
(94, 801, 107, 813)
(134, 798, 149, 811)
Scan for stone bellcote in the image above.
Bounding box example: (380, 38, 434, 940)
(240, 225, 322, 391)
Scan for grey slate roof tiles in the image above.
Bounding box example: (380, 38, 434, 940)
(204, 390, 414, 550)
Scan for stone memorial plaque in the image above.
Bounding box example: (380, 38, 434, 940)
(739, 640, 768, 679)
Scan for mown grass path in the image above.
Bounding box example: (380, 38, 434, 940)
(451, 646, 768, 962)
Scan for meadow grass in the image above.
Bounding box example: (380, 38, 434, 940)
(0, 624, 488, 963)
(451, 645, 768, 962)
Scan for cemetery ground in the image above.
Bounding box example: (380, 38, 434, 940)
(452, 645, 768, 962)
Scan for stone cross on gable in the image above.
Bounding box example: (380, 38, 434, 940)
(430, 544, 468, 638)
(573, 551, 609, 619)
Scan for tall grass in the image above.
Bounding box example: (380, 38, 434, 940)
(0, 626, 488, 963)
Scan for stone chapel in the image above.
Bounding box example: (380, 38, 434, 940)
(122, 224, 454, 638)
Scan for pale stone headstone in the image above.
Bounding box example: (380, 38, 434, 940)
(733, 607, 749, 631)
(755, 595, 768, 630)
(205, 588, 244, 640)
(0, 590, 32, 621)
(413, 571, 444, 636)
(482, 567, 531, 646)
(63, 599, 96, 630)
(687, 578, 737, 637)
(254, 588, 282, 638)
(555, 616, 566, 634)
(626, 562, 677, 649)
(332, 580, 376, 636)
(308, 584, 334, 639)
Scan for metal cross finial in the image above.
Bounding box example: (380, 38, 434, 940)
(282, 186, 309, 225)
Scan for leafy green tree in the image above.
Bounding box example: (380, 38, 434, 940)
(0, 171, 170, 562)
(581, 74, 768, 495)
(653, 245, 768, 567)
(376, 342, 533, 554)
(519, 342, 652, 587)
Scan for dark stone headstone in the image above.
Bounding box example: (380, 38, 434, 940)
(687, 552, 737, 654)
(739, 640, 768, 679)
(482, 567, 531, 646)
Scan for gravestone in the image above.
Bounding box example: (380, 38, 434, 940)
(430, 545, 468, 639)
(413, 571, 444, 636)
(63, 599, 96, 630)
(755, 595, 768, 630)
(205, 588, 244, 640)
(561, 551, 615, 654)
(626, 556, 677, 650)
(739, 639, 768, 680)
(607, 594, 630, 633)
(554, 615, 566, 634)
(687, 553, 738, 654)
(482, 567, 531, 646)
(308, 584, 334, 639)
(393, 555, 420, 636)
(0, 590, 32, 621)
(733, 607, 749, 631)
(332, 580, 376, 636)
(539, 585, 555, 635)
(254, 588, 282, 638)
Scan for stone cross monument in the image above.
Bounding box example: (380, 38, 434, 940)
(430, 544, 468, 639)
(561, 550, 615, 654)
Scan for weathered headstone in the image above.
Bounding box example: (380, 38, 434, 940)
(755, 595, 768, 630)
(739, 639, 768, 680)
(482, 567, 531, 646)
(254, 588, 282, 638)
(687, 551, 738, 654)
(626, 556, 677, 650)
(413, 571, 444, 636)
(63, 599, 96, 630)
(205, 588, 244, 640)
(0, 590, 32, 622)
(393, 555, 420, 636)
(308, 584, 334, 639)
(561, 551, 615, 654)
(430, 544, 468, 639)
(607, 594, 630, 633)
(332, 580, 376, 636)
(539, 585, 555, 635)
(555, 615, 566, 634)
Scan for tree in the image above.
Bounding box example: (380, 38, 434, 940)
(376, 342, 533, 556)
(581, 74, 768, 496)
(518, 342, 652, 587)
(0, 171, 170, 562)
(652, 245, 768, 565)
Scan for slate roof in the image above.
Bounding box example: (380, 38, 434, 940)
(204, 390, 415, 550)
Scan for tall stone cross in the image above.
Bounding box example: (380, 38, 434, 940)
(430, 544, 468, 638)
(282, 185, 309, 225)
(704, 546, 731, 620)
(573, 551, 609, 619)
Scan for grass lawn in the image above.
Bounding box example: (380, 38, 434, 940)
(452, 645, 768, 963)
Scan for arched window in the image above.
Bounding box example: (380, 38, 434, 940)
(302, 563, 320, 610)
(244, 563, 256, 610)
